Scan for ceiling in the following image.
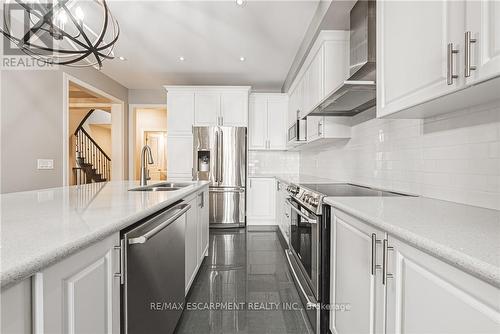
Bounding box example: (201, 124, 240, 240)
(100, 1, 321, 91)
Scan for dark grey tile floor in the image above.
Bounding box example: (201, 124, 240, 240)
(175, 229, 314, 334)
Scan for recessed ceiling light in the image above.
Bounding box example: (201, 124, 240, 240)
(239, 56, 246, 62)
(118, 56, 127, 61)
(236, 0, 244, 6)
(179, 56, 185, 61)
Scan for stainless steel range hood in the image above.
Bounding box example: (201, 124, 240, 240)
(310, 0, 376, 117)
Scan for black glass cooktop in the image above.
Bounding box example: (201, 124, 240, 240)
(300, 183, 412, 197)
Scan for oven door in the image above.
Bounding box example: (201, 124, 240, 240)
(287, 197, 320, 298)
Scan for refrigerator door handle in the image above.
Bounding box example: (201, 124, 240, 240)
(219, 130, 224, 183)
(214, 130, 219, 183)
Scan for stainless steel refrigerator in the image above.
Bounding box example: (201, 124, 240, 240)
(193, 126, 246, 228)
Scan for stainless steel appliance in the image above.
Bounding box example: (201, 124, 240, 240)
(121, 202, 191, 334)
(193, 126, 247, 228)
(287, 117, 307, 146)
(310, 0, 377, 117)
(285, 182, 413, 333)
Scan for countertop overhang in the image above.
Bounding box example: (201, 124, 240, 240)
(0, 181, 209, 288)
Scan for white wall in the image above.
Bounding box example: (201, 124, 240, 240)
(248, 151, 299, 175)
(299, 103, 500, 210)
(1, 68, 128, 193)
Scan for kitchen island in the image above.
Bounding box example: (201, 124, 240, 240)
(1, 181, 209, 334)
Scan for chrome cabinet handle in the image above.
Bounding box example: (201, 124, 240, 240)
(198, 192, 204, 208)
(465, 31, 477, 77)
(285, 250, 318, 309)
(286, 198, 318, 224)
(113, 239, 125, 284)
(128, 204, 191, 244)
(371, 233, 382, 276)
(382, 239, 394, 285)
(318, 120, 323, 136)
(447, 43, 459, 85)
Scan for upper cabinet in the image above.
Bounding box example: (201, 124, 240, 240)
(249, 93, 288, 151)
(193, 88, 249, 127)
(377, 0, 500, 119)
(165, 86, 250, 129)
(289, 31, 349, 121)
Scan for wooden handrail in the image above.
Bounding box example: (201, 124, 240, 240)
(74, 108, 96, 135)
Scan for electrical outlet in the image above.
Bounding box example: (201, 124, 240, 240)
(37, 159, 54, 170)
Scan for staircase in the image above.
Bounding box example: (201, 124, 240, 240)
(73, 110, 111, 185)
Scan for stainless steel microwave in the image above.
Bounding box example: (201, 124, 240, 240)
(288, 118, 307, 144)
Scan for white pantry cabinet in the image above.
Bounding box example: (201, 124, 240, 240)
(166, 91, 195, 135)
(249, 94, 288, 150)
(166, 134, 193, 181)
(247, 177, 276, 225)
(185, 187, 210, 294)
(34, 233, 121, 334)
(330, 209, 500, 334)
(377, 0, 500, 119)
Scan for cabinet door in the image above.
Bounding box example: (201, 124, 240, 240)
(248, 95, 268, 150)
(332, 213, 385, 334)
(377, 1, 465, 117)
(166, 135, 193, 180)
(324, 39, 349, 97)
(297, 77, 307, 119)
(37, 234, 120, 334)
(247, 178, 276, 223)
(465, 0, 500, 85)
(267, 97, 288, 150)
(306, 116, 323, 142)
(385, 237, 500, 334)
(308, 47, 324, 111)
(288, 87, 298, 127)
(167, 91, 194, 135)
(221, 92, 248, 126)
(194, 92, 220, 126)
(197, 189, 209, 262)
(185, 196, 198, 294)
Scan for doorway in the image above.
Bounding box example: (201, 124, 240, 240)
(63, 74, 125, 186)
(129, 105, 168, 180)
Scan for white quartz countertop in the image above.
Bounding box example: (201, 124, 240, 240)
(0, 181, 209, 288)
(248, 173, 342, 185)
(324, 196, 500, 288)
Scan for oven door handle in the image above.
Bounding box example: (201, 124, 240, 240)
(285, 250, 318, 309)
(286, 198, 318, 224)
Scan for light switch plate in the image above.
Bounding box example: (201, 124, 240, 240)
(37, 159, 54, 170)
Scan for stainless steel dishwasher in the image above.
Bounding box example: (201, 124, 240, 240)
(121, 201, 190, 334)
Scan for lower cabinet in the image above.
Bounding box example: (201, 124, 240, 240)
(247, 177, 276, 225)
(35, 233, 121, 334)
(185, 187, 210, 294)
(1, 279, 32, 334)
(331, 209, 500, 334)
(275, 180, 290, 243)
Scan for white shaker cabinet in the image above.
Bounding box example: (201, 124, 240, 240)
(194, 92, 220, 126)
(377, 0, 465, 118)
(166, 91, 195, 135)
(385, 236, 500, 334)
(166, 135, 193, 181)
(193, 88, 250, 127)
(185, 187, 210, 295)
(1, 279, 32, 334)
(247, 177, 276, 225)
(331, 209, 500, 334)
(34, 233, 121, 334)
(276, 180, 290, 244)
(248, 94, 288, 151)
(465, 0, 500, 85)
(331, 212, 385, 334)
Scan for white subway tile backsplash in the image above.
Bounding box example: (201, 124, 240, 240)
(299, 103, 500, 210)
(248, 150, 299, 175)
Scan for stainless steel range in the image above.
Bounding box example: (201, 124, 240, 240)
(284, 182, 413, 334)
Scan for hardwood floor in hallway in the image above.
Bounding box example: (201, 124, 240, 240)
(175, 229, 314, 334)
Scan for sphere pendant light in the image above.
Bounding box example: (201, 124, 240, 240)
(1, 0, 120, 69)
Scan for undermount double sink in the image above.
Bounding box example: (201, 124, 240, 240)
(129, 182, 193, 192)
